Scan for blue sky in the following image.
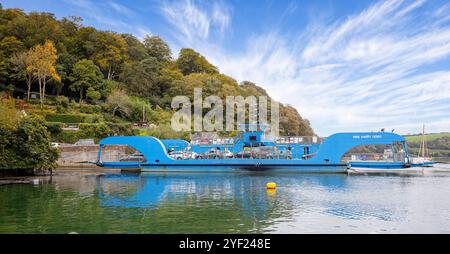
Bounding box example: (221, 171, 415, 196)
(3, 0, 450, 135)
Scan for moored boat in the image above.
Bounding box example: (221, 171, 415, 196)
(410, 124, 435, 167)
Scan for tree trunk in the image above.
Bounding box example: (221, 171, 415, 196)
(38, 78, 43, 108)
(108, 65, 112, 80)
(42, 78, 46, 103)
(79, 88, 83, 103)
(113, 106, 118, 117)
(27, 78, 31, 101)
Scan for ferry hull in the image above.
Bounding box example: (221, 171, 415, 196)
(139, 164, 348, 173)
(98, 161, 348, 173)
(348, 161, 408, 169)
(411, 161, 434, 167)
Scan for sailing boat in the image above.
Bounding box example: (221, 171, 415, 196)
(411, 124, 434, 167)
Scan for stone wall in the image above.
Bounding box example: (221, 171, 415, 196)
(57, 145, 127, 167)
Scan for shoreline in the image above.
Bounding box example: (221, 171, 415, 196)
(0, 167, 121, 185)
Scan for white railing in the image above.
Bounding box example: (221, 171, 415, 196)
(274, 136, 321, 144)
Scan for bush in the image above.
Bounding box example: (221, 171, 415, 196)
(83, 114, 104, 123)
(55, 96, 69, 108)
(109, 123, 134, 136)
(45, 113, 84, 123)
(46, 122, 63, 135)
(79, 123, 110, 140)
(79, 104, 101, 114)
(56, 105, 67, 113)
(86, 87, 101, 101)
(0, 115, 59, 171)
(53, 130, 80, 143)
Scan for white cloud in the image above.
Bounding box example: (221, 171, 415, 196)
(161, 0, 450, 136)
(7, 0, 448, 135)
(63, 0, 152, 40)
(160, 0, 232, 46)
(108, 1, 134, 18)
(212, 1, 231, 35)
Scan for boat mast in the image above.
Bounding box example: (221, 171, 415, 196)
(421, 124, 426, 158)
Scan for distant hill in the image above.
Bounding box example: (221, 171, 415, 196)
(405, 132, 450, 142)
(405, 133, 450, 161)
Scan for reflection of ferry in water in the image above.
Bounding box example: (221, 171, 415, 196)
(96, 124, 431, 173)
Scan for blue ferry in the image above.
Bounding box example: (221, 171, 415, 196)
(95, 124, 426, 173)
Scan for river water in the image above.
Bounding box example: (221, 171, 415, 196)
(1, 165, 450, 234)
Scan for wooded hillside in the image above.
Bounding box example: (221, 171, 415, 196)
(0, 6, 314, 139)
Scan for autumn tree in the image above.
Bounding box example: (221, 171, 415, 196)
(279, 105, 315, 136)
(91, 32, 128, 80)
(68, 59, 104, 103)
(28, 40, 60, 106)
(7, 12, 64, 48)
(0, 7, 316, 137)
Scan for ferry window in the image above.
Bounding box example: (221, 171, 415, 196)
(249, 136, 257, 141)
(99, 145, 146, 163)
(341, 144, 399, 163)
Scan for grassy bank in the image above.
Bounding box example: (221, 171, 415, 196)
(406, 132, 450, 160)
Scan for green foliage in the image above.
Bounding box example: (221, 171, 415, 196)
(0, 115, 58, 170)
(406, 133, 450, 159)
(0, 36, 25, 82)
(45, 122, 63, 135)
(0, 6, 315, 138)
(143, 35, 172, 62)
(7, 12, 64, 48)
(69, 59, 104, 102)
(55, 95, 69, 108)
(108, 122, 135, 136)
(56, 51, 77, 85)
(279, 105, 315, 136)
(45, 113, 84, 123)
(82, 114, 103, 123)
(6, 84, 15, 94)
(122, 33, 149, 61)
(405, 133, 450, 143)
(119, 57, 163, 97)
(0, 96, 19, 129)
(176, 48, 219, 75)
(79, 104, 101, 114)
(86, 87, 101, 101)
(53, 130, 80, 143)
(106, 88, 131, 117)
(78, 123, 110, 140)
(89, 31, 128, 80)
(100, 79, 119, 98)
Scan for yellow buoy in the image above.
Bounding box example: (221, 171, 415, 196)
(266, 188, 276, 196)
(266, 182, 276, 189)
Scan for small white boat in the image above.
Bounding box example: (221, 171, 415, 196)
(347, 166, 423, 175)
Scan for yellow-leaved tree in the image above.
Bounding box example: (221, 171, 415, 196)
(28, 40, 61, 106)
